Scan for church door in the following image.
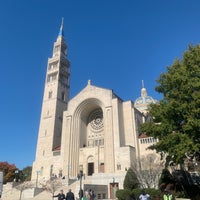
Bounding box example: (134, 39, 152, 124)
(88, 162, 94, 176)
(110, 183, 119, 199)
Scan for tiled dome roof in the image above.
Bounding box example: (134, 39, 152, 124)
(134, 81, 157, 112)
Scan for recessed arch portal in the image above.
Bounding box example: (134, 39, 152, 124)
(73, 98, 105, 148)
(72, 98, 105, 176)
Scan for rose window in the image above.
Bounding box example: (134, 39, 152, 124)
(89, 109, 103, 131)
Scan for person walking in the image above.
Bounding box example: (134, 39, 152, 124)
(53, 189, 65, 200)
(66, 189, 75, 200)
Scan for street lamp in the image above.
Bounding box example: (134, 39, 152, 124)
(78, 166, 83, 200)
(35, 170, 40, 188)
(67, 164, 71, 184)
(15, 170, 19, 182)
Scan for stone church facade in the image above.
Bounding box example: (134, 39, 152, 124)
(32, 20, 159, 189)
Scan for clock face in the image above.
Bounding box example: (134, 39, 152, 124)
(89, 109, 103, 132)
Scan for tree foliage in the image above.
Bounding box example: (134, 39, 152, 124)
(159, 168, 173, 187)
(123, 168, 139, 190)
(21, 166, 32, 181)
(140, 45, 200, 165)
(0, 161, 32, 184)
(0, 161, 16, 183)
(115, 189, 133, 200)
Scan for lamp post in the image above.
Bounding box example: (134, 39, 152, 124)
(67, 164, 71, 185)
(78, 166, 83, 200)
(35, 170, 40, 188)
(15, 170, 19, 182)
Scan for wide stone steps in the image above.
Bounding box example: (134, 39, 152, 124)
(1, 177, 92, 200)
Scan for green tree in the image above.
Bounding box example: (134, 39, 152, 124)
(21, 166, 32, 181)
(140, 45, 200, 166)
(123, 168, 139, 190)
(159, 168, 173, 186)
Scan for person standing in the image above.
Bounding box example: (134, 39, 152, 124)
(90, 190, 96, 200)
(162, 189, 175, 200)
(66, 189, 75, 200)
(84, 189, 90, 200)
(53, 189, 65, 200)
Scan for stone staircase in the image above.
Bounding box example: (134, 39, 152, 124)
(1, 173, 123, 200)
(1, 177, 92, 200)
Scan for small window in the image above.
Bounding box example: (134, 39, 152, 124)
(48, 62, 58, 70)
(117, 164, 121, 170)
(50, 165, 53, 177)
(54, 45, 60, 52)
(61, 92, 65, 101)
(95, 140, 99, 146)
(48, 91, 52, 99)
(48, 64, 53, 70)
(47, 75, 51, 83)
(99, 139, 104, 145)
(52, 73, 57, 81)
(40, 167, 43, 176)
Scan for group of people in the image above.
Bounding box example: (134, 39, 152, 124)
(53, 189, 75, 200)
(83, 189, 96, 200)
(54, 188, 175, 200)
(53, 188, 96, 200)
(138, 189, 175, 200)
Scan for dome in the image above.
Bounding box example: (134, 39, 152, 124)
(135, 95, 157, 106)
(134, 81, 157, 113)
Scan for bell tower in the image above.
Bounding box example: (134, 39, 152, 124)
(32, 19, 70, 180)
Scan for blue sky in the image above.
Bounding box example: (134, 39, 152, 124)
(1, 0, 200, 170)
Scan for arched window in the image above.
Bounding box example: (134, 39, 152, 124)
(48, 91, 53, 99)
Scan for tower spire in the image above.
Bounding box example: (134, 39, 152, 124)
(32, 20, 70, 181)
(142, 80, 144, 88)
(58, 17, 64, 37)
(141, 80, 147, 98)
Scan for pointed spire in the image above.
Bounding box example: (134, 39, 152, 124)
(58, 18, 64, 37)
(142, 80, 144, 88)
(88, 79, 91, 85)
(141, 80, 147, 98)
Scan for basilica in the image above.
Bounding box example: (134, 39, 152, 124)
(32, 20, 159, 197)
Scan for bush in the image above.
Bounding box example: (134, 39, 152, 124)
(116, 188, 161, 200)
(116, 189, 132, 200)
(123, 168, 139, 190)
